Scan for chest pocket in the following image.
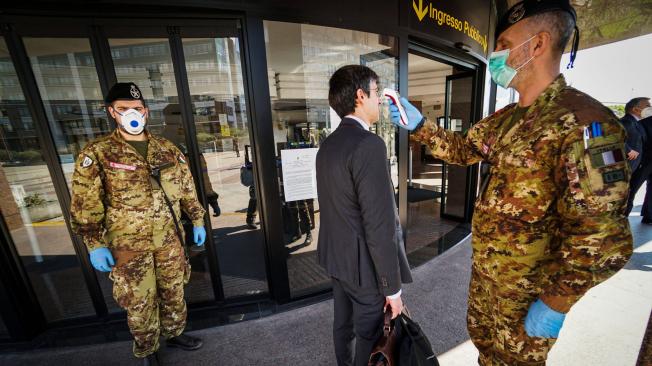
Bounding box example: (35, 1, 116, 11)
(104, 162, 149, 207)
(569, 134, 629, 213)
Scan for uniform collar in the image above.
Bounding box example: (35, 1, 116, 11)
(111, 128, 152, 143)
(516, 74, 567, 119)
(110, 128, 153, 163)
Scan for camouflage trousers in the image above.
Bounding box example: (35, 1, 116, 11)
(109, 241, 190, 357)
(467, 268, 556, 366)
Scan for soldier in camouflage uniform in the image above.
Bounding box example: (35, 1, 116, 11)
(70, 83, 207, 366)
(389, 1, 632, 365)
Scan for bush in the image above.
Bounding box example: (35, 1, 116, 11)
(15, 150, 43, 163)
(196, 132, 215, 144)
(24, 193, 46, 207)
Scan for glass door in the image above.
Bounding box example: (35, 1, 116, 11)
(441, 71, 476, 220)
(0, 18, 267, 338)
(177, 31, 268, 299)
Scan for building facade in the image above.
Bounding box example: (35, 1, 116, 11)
(0, 0, 499, 345)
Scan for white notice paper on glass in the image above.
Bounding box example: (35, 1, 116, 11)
(281, 148, 319, 202)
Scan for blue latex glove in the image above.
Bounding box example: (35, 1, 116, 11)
(89, 247, 115, 272)
(193, 226, 206, 246)
(388, 97, 424, 131)
(524, 299, 566, 338)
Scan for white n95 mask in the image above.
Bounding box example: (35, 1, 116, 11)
(642, 106, 652, 119)
(116, 109, 146, 135)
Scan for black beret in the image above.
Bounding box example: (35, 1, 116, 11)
(105, 82, 144, 104)
(496, 0, 580, 68)
(496, 0, 577, 38)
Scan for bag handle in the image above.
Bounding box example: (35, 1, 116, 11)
(382, 309, 392, 337)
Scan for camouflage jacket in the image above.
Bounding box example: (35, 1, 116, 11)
(70, 129, 206, 252)
(412, 75, 633, 313)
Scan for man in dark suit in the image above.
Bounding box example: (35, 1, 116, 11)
(624, 97, 652, 220)
(620, 97, 649, 171)
(316, 65, 412, 366)
(633, 108, 652, 223)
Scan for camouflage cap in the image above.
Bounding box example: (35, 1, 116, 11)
(105, 82, 145, 104)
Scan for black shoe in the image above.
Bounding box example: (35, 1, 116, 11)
(166, 333, 203, 351)
(246, 220, 257, 229)
(142, 352, 160, 366)
(303, 233, 313, 245)
(642, 217, 652, 224)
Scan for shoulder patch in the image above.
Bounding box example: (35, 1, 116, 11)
(178, 154, 186, 164)
(82, 155, 93, 168)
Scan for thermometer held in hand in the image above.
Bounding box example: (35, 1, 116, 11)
(383, 88, 408, 126)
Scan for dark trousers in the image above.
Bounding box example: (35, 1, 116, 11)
(287, 200, 313, 237)
(246, 185, 257, 222)
(332, 277, 384, 366)
(626, 160, 652, 217)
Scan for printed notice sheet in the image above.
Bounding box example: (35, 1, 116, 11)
(281, 148, 319, 202)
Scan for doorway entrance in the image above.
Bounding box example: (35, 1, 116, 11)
(405, 50, 478, 256)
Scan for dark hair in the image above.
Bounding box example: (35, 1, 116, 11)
(527, 11, 575, 56)
(328, 65, 379, 118)
(626, 97, 650, 113)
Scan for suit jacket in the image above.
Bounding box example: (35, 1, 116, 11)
(316, 118, 412, 296)
(639, 116, 652, 166)
(620, 113, 646, 171)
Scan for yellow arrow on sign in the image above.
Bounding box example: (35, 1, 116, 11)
(413, 0, 428, 21)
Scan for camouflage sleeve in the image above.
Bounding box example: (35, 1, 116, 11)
(410, 119, 487, 166)
(70, 147, 107, 252)
(541, 121, 633, 313)
(172, 146, 206, 227)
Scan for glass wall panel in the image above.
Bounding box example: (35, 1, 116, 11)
(181, 37, 268, 298)
(1, 38, 96, 321)
(109, 37, 214, 303)
(264, 21, 399, 297)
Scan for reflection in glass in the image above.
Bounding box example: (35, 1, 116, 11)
(109, 38, 214, 303)
(442, 75, 473, 218)
(405, 53, 460, 256)
(264, 21, 399, 297)
(181, 37, 268, 298)
(1, 39, 96, 321)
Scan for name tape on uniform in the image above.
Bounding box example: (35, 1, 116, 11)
(109, 161, 137, 171)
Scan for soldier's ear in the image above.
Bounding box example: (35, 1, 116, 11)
(106, 105, 116, 119)
(532, 32, 550, 58)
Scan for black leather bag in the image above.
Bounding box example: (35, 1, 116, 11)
(397, 313, 439, 366)
(368, 309, 439, 366)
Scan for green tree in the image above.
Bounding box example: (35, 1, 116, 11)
(608, 105, 625, 118)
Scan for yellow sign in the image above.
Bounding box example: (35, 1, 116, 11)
(221, 124, 231, 137)
(412, 0, 488, 53)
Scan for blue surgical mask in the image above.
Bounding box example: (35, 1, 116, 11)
(489, 35, 536, 89)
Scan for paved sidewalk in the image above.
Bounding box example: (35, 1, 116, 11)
(1, 197, 650, 365)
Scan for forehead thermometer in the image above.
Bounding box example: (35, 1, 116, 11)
(383, 88, 408, 126)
